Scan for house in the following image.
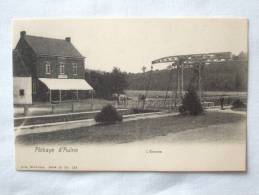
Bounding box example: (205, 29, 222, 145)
(13, 31, 93, 104)
(13, 50, 32, 105)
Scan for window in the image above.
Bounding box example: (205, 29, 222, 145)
(72, 63, 77, 75)
(19, 89, 25, 96)
(59, 63, 65, 75)
(45, 62, 51, 74)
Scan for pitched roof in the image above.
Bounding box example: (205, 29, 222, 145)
(13, 50, 31, 77)
(24, 35, 84, 58)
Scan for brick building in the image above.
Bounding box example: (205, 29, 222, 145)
(13, 31, 93, 104)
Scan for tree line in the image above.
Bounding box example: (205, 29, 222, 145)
(85, 67, 129, 99)
(126, 60, 248, 92)
(84, 52, 248, 99)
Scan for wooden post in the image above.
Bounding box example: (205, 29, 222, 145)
(177, 62, 180, 97)
(24, 104, 29, 116)
(174, 61, 179, 108)
(91, 90, 94, 110)
(143, 65, 153, 110)
(59, 90, 62, 102)
(49, 90, 54, 113)
(198, 63, 202, 100)
(49, 90, 52, 103)
(181, 62, 184, 98)
(170, 63, 175, 111)
(76, 90, 79, 100)
(72, 102, 74, 112)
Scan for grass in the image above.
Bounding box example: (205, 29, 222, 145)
(14, 109, 130, 127)
(14, 98, 121, 116)
(125, 90, 247, 98)
(231, 107, 247, 112)
(125, 90, 247, 107)
(16, 111, 245, 145)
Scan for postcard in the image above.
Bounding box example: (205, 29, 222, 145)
(13, 18, 248, 171)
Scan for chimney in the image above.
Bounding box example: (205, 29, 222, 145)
(65, 37, 71, 42)
(20, 31, 26, 38)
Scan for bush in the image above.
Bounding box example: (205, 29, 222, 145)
(95, 104, 122, 123)
(181, 88, 203, 115)
(178, 105, 186, 114)
(232, 99, 246, 109)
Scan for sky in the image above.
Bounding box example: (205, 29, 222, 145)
(12, 18, 248, 73)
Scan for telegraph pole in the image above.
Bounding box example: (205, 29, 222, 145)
(143, 65, 153, 109)
(170, 63, 176, 110)
(180, 60, 184, 98)
(177, 60, 181, 98)
(198, 63, 202, 100)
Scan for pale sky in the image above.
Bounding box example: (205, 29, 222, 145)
(12, 18, 247, 73)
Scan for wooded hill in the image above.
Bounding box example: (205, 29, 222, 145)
(126, 60, 248, 92)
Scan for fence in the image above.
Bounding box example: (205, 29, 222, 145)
(126, 95, 247, 110)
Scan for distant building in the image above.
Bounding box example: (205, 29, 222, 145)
(13, 31, 93, 104)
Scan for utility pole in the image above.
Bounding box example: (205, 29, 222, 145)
(142, 66, 146, 91)
(141, 65, 147, 109)
(198, 63, 202, 100)
(180, 60, 184, 98)
(174, 61, 179, 108)
(143, 65, 153, 109)
(169, 63, 175, 110)
(177, 60, 181, 98)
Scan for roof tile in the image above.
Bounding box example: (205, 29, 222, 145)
(25, 35, 84, 58)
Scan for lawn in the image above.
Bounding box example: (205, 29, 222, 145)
(14, 98, 119, 117)
(16, 111, 246, 145)
(125, 90, 247, 107)
(125, 90, 247, 98)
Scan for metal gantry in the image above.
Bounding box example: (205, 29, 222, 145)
(150, 52, 232, 108)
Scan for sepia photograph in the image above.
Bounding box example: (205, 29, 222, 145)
(13, 18, 248, 171)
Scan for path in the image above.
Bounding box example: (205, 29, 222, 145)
(15, 111, 177, 136)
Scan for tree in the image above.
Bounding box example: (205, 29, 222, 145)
(85, 67, 129, 99)
(181, 87, 203, 115)
(238, 51, 248, 60)
(142, 66, 146, 73)
(232, 99, 246, 109)
(85, 70, 113, 98)
(126, 59, 248, 92)
(235, 72, 242, 91)
(110, 67, 129, 95)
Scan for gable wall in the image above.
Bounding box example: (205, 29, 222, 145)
(15, 38, 37, 78)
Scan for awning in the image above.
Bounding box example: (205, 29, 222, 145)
(38, 78, 93, 90)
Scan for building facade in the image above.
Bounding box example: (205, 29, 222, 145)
(13, 50, 32, 105)
(13, 31, 93, 104)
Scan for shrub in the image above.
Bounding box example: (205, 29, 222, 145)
(181, 88, 203, 115)
(232, 99, 246, 109)
(95, 104, 122, 123)
(178, 105, 186, 114)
